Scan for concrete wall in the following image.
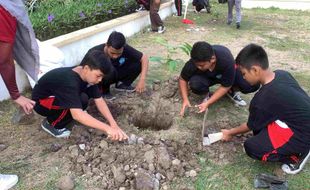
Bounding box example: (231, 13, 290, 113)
(0, 1, 175, 101)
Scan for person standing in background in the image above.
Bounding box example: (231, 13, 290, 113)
(149, 0, 165, 33)
(227, 0, 242, 29)
(0, 0, 39, 189)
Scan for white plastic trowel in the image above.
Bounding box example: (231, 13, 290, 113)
(202, 109, 223, 146)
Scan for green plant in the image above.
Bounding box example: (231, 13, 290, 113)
(149, 37, 192, 72)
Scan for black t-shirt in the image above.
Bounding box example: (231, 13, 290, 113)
(82, 43, 143, 67)
(180, 45, 236, 87)
(248, 70, 310, 149)
(32, 67, 101, 109)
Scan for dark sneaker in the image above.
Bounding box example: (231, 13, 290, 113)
(157, 26, 166, 34)
(102, 92, 116, 101)
(115, 83, 136, 93)
(281, 151, 310, 174)
(236, 22, 241, 29)
(227, 91, 247, 106)
(41, 119, 71, 138)
(135, 6, 145, 12)
(227, 20, 232, 25)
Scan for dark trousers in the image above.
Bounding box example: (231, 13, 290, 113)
(174, 0, 182, 16)
(150, 0, 163, 31)
(34, 93, 89, 129)
(188, 68, 260, 95)
(244, 121, 308, 164)
(101, 61, 141, 92)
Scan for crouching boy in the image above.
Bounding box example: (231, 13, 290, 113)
(222, 44, 310, 174)
(32, 50, 128, 141)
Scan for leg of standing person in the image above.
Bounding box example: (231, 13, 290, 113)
(227, 0, 234, 25)
(174, 0, 182, 16)
(235, 0, 242, 29)
(203, 0, 211, 13)
(150, 0, 165, 33)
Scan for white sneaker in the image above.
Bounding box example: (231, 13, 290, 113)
(227, 91, 247, 106)
(281, 150, 310, 174)
(0, 174, 18, 190)
(157, 26, 166, 34)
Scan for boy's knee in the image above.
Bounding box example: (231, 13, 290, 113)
(244, 138, 260, 160)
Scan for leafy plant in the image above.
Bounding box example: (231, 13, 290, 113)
(149, 37, 192, 72)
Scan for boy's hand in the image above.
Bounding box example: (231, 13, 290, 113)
(180, 100, 192, 117)
(14, 95, 36, 114)
(107, 124, 128, 141)
(135, 80, 146, 93)
(221, 129, 233, 141)
(195, 102, 209, 113)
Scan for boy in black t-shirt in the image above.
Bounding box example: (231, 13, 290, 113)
(81, 31, 149, 100)
(222, 44, 310, 174)
(32, 50, 128, 140)
(179, 41, 259, 116)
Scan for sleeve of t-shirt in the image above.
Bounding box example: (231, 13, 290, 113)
(85, 84, 101, 99)
(180, 60, 197, 81)
(124, 45, 143, 62)
(247, 105, 275, 133)
(54, 85, 83, 109)
(220, 62, 235, 87)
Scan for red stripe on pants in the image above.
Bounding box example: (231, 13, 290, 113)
(51, 109, 68, 127)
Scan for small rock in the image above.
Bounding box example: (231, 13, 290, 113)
(56, 176, 74, 190)
(50, 143, 62, 152)
(157, 147, 171, 169)
(155, 173, 162, 180)
(172, 159, 181, 166)
(135, 169, 155, 190)
(148, 164, 155, 172)
(99, 140, 109, 149)
(153, 178, 160, 190)
(144, 149, 155, 164)
(112, 165, 126, 184)
(166, 171, 174, 181)
(186, 170, 197, 177)
(219, 153, 225, 159)
(68, 145, 79, 158)
(119, 187, 126, 190)
(0, 144, 7, 152)
(124, 165, 130, 171)
(78, 144, 85, 150)
(128, 134, 137, 145)
(137, 137, 144, 144)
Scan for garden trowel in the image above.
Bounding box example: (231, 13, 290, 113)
(202, 109, 223, 146)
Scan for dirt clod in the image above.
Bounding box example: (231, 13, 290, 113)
(56, 176, 74, 190)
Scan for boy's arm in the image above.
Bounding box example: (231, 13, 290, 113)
(221, 123, 251, 141)
(179, 77, 191, 116)
(135, 53, 149, 93)
(196, 85, 230, 113)
(70, 108, 127, 141)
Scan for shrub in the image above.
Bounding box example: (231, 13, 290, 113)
(27, 0, 137, 40)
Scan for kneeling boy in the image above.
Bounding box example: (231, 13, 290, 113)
(222, 44, 310, 174)
(32, 50, 128, 140)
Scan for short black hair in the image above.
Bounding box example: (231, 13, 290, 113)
(235, 44, 269, 70)
(190, 41, 214, 62)
(80, 50, 112, 75)
(106, 31, 126, 49)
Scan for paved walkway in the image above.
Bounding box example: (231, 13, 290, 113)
(242, 0, 310, 10)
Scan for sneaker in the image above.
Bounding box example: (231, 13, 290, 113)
(115, 83, 136, 92)
(236, 22, 241, 29)
(135, 6, 145, 12)
(102, 92, 116, 101)
(281, 150, 310, 174)
(0, 174, 18, 190)
(41, 119, 71, 138)
(227, 91, 247, 106)
(157, 26, 166, 34)
(227, 21, 232, 25)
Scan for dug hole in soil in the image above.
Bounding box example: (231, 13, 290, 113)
(64, 76, 245, 190)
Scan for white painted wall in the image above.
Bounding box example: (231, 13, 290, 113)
(0, 1, 175, 101)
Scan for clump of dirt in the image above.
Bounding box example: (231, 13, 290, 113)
(68, 136, 202, 190)
(66, 77, 245, 189)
